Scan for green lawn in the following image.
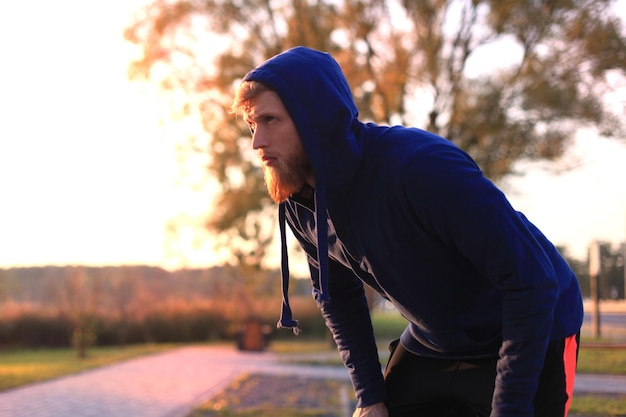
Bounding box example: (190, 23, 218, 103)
(570, 394, 626, 416)
(578, 345, 626, 375)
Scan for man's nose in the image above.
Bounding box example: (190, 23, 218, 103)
(251, 128, 268, 149)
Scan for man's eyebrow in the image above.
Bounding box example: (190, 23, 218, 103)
(245, 110, 275, 122)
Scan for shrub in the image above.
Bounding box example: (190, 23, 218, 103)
(0, 294, 334, 348)
(7, 312, 70, 348)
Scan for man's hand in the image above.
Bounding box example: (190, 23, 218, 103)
(352, 402, 389, 417)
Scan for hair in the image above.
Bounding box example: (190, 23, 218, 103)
(231, 80, 271, 115)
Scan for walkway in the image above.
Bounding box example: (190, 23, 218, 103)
(0, 346, 624, 417)
(0, 346, 345, 417)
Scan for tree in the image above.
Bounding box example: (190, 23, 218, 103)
(598, 242, 625, 300)
(124, 0, 625, 267)
(105, 267, 144, 346)
(566, 241, 626, 299)
(55, 267, 103, 358)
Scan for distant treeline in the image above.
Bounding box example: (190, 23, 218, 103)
(0, 265, 326, 350)
(0, 243, 624, 350)
(556, 243, 625, 300)
(0, 265, 306, 304)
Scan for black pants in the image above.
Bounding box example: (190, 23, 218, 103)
(384, 334, 580, 417)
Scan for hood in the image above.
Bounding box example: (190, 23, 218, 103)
(243, 46, 362, 333)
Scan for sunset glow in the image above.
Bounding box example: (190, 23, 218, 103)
(0, 0, 624, 270)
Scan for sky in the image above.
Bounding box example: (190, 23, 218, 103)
(0, 0, 624, 270)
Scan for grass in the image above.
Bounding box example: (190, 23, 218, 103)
(189, 373, 352, 417)
(269, 340, 335, 354)
(0, 343, 177, 391)
(571, 343, 626, 416)
(578, 345, 626, 375)
(371, 311, 409, 341)
(570, 394, 626, 416)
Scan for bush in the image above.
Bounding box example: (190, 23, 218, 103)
(97, 319, 147, 346)
(9, 312, 70, 348)
(0, 295, 334, 349)
(140, 306, 230, 344)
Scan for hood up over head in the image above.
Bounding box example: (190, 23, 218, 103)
(242, 46, 362, 333)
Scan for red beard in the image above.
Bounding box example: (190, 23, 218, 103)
(264, 150, 312, 203)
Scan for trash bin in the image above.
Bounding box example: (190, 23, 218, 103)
(237, 318, 270, 351)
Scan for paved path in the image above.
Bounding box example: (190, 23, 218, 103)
(0, 346, 624, 417)
(0, 347, 345, 417)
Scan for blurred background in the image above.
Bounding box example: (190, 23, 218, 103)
(0, 0, 625, 350)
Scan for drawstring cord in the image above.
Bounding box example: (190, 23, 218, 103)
(277, 185, 330, 336)
(277, 203, 301, 335)
(315, 184, 330, 303)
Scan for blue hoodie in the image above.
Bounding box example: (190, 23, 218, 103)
(242, 47, 584, 416)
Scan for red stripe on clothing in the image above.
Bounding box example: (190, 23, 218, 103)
(563, 334, 578, 416)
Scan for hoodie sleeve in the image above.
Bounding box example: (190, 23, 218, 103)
(317, 260, 387, 408)
(295, 231, 386, 408)
(404, 145, 559, 417)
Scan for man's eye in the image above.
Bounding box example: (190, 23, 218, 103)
(248, 124, 255, 135)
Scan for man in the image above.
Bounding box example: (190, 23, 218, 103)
(231, 46, 583, 417)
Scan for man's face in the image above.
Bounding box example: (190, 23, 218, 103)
(244, 90, 313, 203)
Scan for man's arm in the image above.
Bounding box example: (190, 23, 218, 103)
(284, 203, 387, 408)
(315, 259, 387, 408)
